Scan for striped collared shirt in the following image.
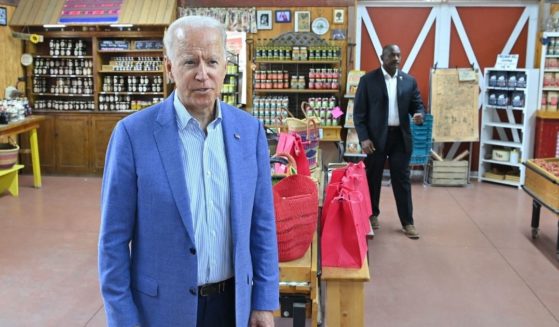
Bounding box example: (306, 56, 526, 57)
(382, 66, 400, 126)
(174, 93, 232, 285)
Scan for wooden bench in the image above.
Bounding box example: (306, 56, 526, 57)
(0, 164, 24, 196)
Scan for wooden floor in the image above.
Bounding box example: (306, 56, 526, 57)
(1, 175, 558, 326)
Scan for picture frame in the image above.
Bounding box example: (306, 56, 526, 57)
(0, 7, 7, 26)
(275, 10, 291, 23)
(256, 10, 272, 30)
(294, 11, 311, 32)
(333, 8, 344, 24)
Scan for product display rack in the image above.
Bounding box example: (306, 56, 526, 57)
(250, 32, 343, 142)
(21, 29, 170, 175)
(535, 31, 559, 158)
(478, 67, 538, 187)
(223, 51, 241, 106)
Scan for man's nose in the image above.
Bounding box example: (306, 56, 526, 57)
(195, 64, 209, 80)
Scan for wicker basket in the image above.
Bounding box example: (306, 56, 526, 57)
(0, 142, 19, 170)
(272, 152, 318, 262)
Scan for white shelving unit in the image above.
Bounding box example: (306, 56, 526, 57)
(478, 67, 538, 187)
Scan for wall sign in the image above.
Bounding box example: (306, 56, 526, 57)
(59, 0, 123, 24)
(495, 54, 519, 70)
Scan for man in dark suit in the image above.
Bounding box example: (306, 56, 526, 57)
(353, 44, 425, 239)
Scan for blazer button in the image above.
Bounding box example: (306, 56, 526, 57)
(190, 247, 196, 255)
(189, 287, 197, 296)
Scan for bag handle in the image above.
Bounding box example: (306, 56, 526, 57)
(272, 152, 298, 175)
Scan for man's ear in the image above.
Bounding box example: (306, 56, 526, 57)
(164, 56, 174, 83)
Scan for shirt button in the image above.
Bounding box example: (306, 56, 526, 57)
(206, 171, 211, 176)
(190, 247, 196, 255)
(189, 287, 197, 296)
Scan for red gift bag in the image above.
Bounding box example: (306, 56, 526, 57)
(321, 189, 368, 268)
(275, 132, 311, 177)
(321, 162, 372, 235)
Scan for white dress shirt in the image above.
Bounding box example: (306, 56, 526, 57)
(382, 66, 400, 126)
(174, 93, 233, 285)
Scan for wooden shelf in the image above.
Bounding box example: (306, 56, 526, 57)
(33, 93, 94, 97)
(255, 89, 339, 94)
(99, 92, 164, 95)
(34, 55, 93, 59)
(33, 74, 93, 78)
(255, 59, 340, 64)
(98, 49, 163, 53)
(99, 70, 164, 74)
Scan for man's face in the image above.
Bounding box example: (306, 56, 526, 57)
(165, 26, 226, 112)
(381, 45, 401, 75)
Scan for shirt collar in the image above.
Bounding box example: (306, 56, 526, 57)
(381, 66, 398, 80)
(174, 92, 222, 131)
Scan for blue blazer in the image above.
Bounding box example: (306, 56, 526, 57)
(353, 68, 425, 154)
(99, 94, 279, 326)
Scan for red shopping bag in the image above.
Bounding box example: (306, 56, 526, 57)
(321, 189, 368, 268)
(321, 162, 372, 235)
(272, 153, 318, 262)
(275, 132, 311, 176)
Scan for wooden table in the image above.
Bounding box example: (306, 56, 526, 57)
(277, 233, 321, 327)
(322, 259, 370, 327)
(0, 116, 45, 188)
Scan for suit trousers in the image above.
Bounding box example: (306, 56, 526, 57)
(364, 128, 414, 227)
(196, 281, 236, 327)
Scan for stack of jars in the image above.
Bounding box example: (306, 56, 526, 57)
(48, 39, 87, 57)
(254, 70, 289, 89)
(252, 96, 289, 125)
(308, 96, 339, 126)
(308, 46, 341, 60)
(34, 99, 94, 111)
(34, 58, 93, 76)
(308, 68, 340, 90)
(111, 57, 163, 71)
(255, 46, 292, 61)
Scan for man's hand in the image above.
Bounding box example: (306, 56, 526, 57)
(413, 113, 424, 125)
(249, 310, 274, 327)
(360, 139, 375, 155)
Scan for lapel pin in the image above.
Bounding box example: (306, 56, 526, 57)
(234, 133, 240, 140)
(399, 76, 403, 80)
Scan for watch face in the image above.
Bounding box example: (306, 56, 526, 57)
(311, 17, 329, 35)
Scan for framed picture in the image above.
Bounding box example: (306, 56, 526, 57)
(332, 29, 346, 40)
(257, 10, 272, 30)
(333, 8, 344, 24)
(0, 7, 7, 26)
(275, 10, 291, 23)
(294, 11, 311, 32)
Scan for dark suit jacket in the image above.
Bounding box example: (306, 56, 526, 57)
(353, 68, 425, 154)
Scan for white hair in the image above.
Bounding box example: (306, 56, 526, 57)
(164, 15, 227, 61)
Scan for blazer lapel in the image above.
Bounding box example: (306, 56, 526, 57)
(377, 69, 388, 100)
(220, 104, 243, 247)
(153, 95, 195, 243)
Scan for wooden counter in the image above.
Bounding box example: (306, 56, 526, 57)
(322, 259, 370, 327)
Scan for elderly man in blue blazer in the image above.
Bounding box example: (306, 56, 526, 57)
(98, 16, 279, 327)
